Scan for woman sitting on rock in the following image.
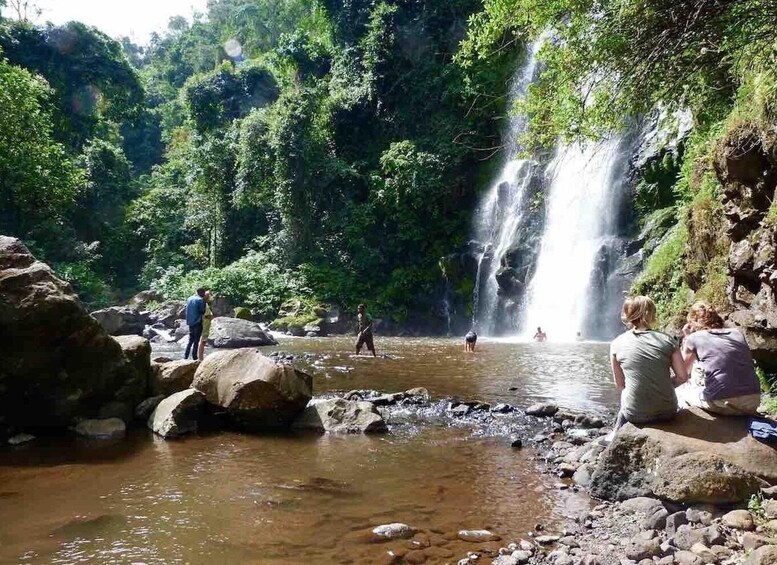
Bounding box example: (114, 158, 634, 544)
(610, 295, 688, 430)
(678, 301, 761, 415)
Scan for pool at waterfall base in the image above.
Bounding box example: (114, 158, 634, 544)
(0, 337, 619, 564)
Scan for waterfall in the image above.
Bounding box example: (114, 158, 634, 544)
(523, 138, 631, 341)
(469, 35, 634, 340)
(470, 39, 544, 335)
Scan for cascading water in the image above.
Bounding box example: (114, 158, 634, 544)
(470, 36, 635, 340)
(470, 39, 544, 335)
(523, 138, 632, 341)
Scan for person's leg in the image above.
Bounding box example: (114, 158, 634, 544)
(190, 323, 203, 360)
(701, 394, 761, 416)
(355, 334, 364, 355)
(198, 335, 206, 360)
(184, 326, 195, 359)
(613, 409, 628, 430)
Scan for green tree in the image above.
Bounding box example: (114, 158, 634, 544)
(0, 56, 81, 244)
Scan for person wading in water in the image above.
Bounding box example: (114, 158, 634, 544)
(355, 303, 376, 357)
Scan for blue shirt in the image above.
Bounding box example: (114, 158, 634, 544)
(185, 295, 206, 326)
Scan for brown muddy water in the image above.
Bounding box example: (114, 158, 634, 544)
(0, 337, 619, 564)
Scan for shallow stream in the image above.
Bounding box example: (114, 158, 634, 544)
(0, 337, 619, 564)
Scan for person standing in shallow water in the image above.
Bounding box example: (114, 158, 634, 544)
(464, 328, 478, 352)
(610, 295, 688, 430)
(184, 287, 206, 360)
(533, 327, 547, 342)
(197, 290, 214, 361)
(355, 303, 376, 357)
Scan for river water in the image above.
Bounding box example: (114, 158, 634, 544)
(0, 337, 618, 564)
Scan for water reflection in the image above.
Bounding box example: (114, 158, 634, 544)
(0, 338, 619, 564)
(263, 337, 619, 415)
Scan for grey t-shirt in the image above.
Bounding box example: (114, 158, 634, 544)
(682, 329, 760, 400)
(610, 330, 678, 422)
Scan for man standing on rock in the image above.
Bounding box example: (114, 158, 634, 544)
(184, 287, 207, 360)
(355, 303, 376, 357)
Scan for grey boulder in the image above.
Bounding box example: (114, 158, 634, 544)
(147, 389, 205, 438)
(192, 349, 311, 430)
(208, 317, 277, 348)
(292, 398, 387, 433)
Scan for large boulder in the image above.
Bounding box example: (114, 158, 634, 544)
(151, 359, 199, 396)
(192, 349, 312, 430)
(233, 306, 253, 320)
(74, 418, 126, 439)
(591, 407, 773, 504)
(127, 289, 164, 310)
(91, 306, 148, 336)
(146, 301, 185, 328)
(147, 389, 205, 438)
(210, 295, 234, 318)
(112, 335, 151, 403)
(208, 317, 277, 348)
(0, 236, 145, 430)
(292, 398, 387, 433)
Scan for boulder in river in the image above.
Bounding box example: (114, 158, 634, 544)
(135, 395, 165, 421)
(371, 523, 417, 541)
(208, 317, 277, 348)
(112, 335, 152, 404)
(91, 306, 148, 336)
(590, 408, 772, 503)
(0, 236, 147, 430)
(292, 398, 387, 433)
(148, 389, 205, 438)
(146, 301, 185, 328)
(192, 349, 312, 430)
(151, 359, 199, 396)
(74, 418, 126, 439)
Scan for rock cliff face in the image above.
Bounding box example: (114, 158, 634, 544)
(713, 124, 777, 370)
(0, 236, 146, 432)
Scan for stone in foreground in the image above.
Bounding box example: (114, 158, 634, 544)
(525, 403, 558, 416)
(590, 408, 771, 503)
(0, 237, 146, 430)
(151, 359, 199, 396)
(208, 317, 277, 348)
(148, 389, 205, 438)
(112, 335, 152, 408)
(135, 395, 165, 421)
(292, 398, 387, 433)
(721, 509, 755, 531)
(371, 523, 416, 541)
(74, 418, 126, 439)
(458, 529, 501, 542)
(192, 349, 312, 430)
(745, 545, 777, 564)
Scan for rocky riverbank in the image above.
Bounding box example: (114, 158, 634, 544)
(441, 404, 777, 565)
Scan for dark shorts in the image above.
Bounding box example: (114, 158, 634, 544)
(356, 332, 375, 352)
(465, 332, 477, 343)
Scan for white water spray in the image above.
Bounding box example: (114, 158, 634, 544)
(523, 138, 628, 341)
(470, 39, 543, 334)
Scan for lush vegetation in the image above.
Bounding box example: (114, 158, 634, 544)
(460, 0, 777, 327)
(3, 0, 777, 328)
(0, 0, 519, 321)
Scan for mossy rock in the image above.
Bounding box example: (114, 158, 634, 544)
(270, 313, 319, 333)
(233, 307, 253, 321)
